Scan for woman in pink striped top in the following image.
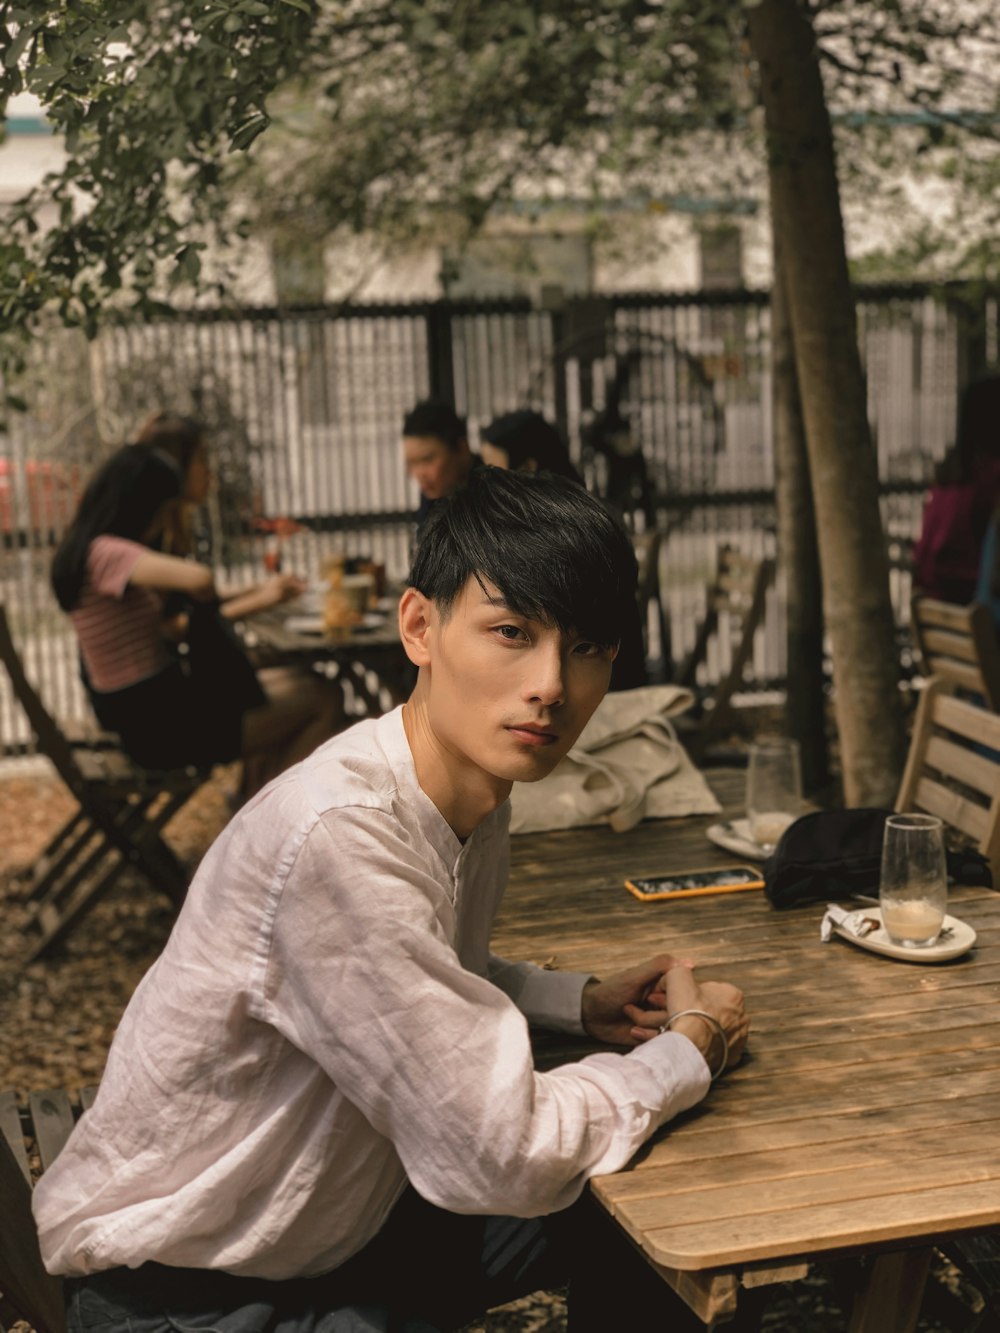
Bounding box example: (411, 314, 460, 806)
(51, 442, 341, 797)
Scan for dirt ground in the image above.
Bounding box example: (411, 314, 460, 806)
(0, 764, 984, 1331)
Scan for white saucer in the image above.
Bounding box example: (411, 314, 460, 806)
(706, 818, 769, 862)
(832, 907, 976, 963)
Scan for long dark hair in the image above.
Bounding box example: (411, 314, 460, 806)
(135, 411, 204, 474)
(51, 443, 183, 611)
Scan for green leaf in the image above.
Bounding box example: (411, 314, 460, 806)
(229, 110, 269, 150)
(174, 243, 202, 282)
(3, 22, 37, 70)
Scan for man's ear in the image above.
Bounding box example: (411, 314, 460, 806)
(399, 587, 435, 667)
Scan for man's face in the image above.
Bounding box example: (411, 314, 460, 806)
(402, 434, 471, 501)
(411, 576, 615, 786)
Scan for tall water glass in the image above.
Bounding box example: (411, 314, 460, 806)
(746, 737, 802, 852)
(879, 813, 948, 947)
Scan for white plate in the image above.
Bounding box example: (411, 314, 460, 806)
(706, 818, 769, 862)
(832, 907, 976, 963)
(290, 591, 326, 614)
(283, 614, 327, 635)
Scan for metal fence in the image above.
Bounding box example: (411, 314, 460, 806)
(2, 283, 998, 753)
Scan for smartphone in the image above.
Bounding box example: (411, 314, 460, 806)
(624, 865, 765, 902)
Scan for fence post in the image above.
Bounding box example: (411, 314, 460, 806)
(953, 288, 989, 391)
(425, 302, 456, 404)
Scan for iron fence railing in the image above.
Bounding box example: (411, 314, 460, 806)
(1, 283, 997, 754)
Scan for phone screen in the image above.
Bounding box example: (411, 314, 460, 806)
(625, 866, 764, 901)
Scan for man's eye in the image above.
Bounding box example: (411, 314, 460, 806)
(496, 624, 526, 641)
(573, 641, 604, 657)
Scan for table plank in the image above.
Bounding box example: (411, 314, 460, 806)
(493, 769, 1000, 1283)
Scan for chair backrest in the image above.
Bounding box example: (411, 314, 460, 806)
(910, 595, 1000, 712)
(0, 1106, 66, 1333)
(0, 604, 82, 792)
(896, 675, 1000, 884)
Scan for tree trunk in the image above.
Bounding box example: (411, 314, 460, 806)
(771, 235, 830, 796)
(747, 0, 905, 806)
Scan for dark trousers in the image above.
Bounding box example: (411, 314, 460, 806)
(66, 1187, 704, 1333)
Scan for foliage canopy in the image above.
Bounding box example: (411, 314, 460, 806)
(0, 0, 997, 370)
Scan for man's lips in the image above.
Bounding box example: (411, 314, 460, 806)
(506, 724, 558, 747)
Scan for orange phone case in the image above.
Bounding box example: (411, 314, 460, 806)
(624, 865, 765, 902)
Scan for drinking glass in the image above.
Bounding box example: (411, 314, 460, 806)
(879, 813, 947, 947)
(746, 737, 802, 852)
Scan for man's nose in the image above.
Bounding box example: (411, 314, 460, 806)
(525, 643, 566, 706)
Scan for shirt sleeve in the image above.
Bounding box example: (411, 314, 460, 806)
(262, 810, 711, 1219)
(487, 954, 591, 1035)
(87, 535, 149, 598)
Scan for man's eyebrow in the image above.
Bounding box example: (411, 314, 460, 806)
(481, 593, 514, 610)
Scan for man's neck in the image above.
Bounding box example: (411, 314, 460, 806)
(401, 697, 511, 841)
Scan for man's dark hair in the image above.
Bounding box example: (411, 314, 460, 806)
(408, 467, 637, 647)
(402, 400, 467, 451)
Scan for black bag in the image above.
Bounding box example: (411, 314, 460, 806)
(763, 807, 993, 909)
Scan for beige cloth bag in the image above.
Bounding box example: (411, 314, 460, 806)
(509, 684, 722, 835)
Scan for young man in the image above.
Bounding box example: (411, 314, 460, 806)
(34, 468, 747, 1332)
(401, 399, 480, 522)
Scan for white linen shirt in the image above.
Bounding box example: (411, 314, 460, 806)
(34, 707, 710, 1280)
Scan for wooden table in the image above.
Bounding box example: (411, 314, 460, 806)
(493, 769, 1000, 1329)
(242, 603, 411, 716)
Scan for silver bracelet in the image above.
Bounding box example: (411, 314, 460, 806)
(659, 1008, 729, 1082)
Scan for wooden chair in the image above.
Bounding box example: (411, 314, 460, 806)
(909, 595, 1000, 712)
(675, 544, 774, 759)
(0, 1084, 95, 1333)
(896, 675, 1000, 884)
(0, 607, 209, 962)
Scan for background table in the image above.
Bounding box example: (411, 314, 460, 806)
(243, 603, 411, 716)
(492, 770, 1000, 1329)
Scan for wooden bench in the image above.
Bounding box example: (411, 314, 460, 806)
(0, 1085, 97, 1333)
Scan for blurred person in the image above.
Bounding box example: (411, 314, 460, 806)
(134, 410, 306, 617)
(401, 399, 481, 524)
(913, 376, 1000, 605)
(51, 443, 341, 799)
(480, 409, 584, 483)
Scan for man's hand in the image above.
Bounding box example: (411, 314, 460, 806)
(581, 957, 749, 1076)
(580, 954, 683, 1047)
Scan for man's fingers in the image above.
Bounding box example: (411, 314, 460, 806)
(663, 962, 700, 1012)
